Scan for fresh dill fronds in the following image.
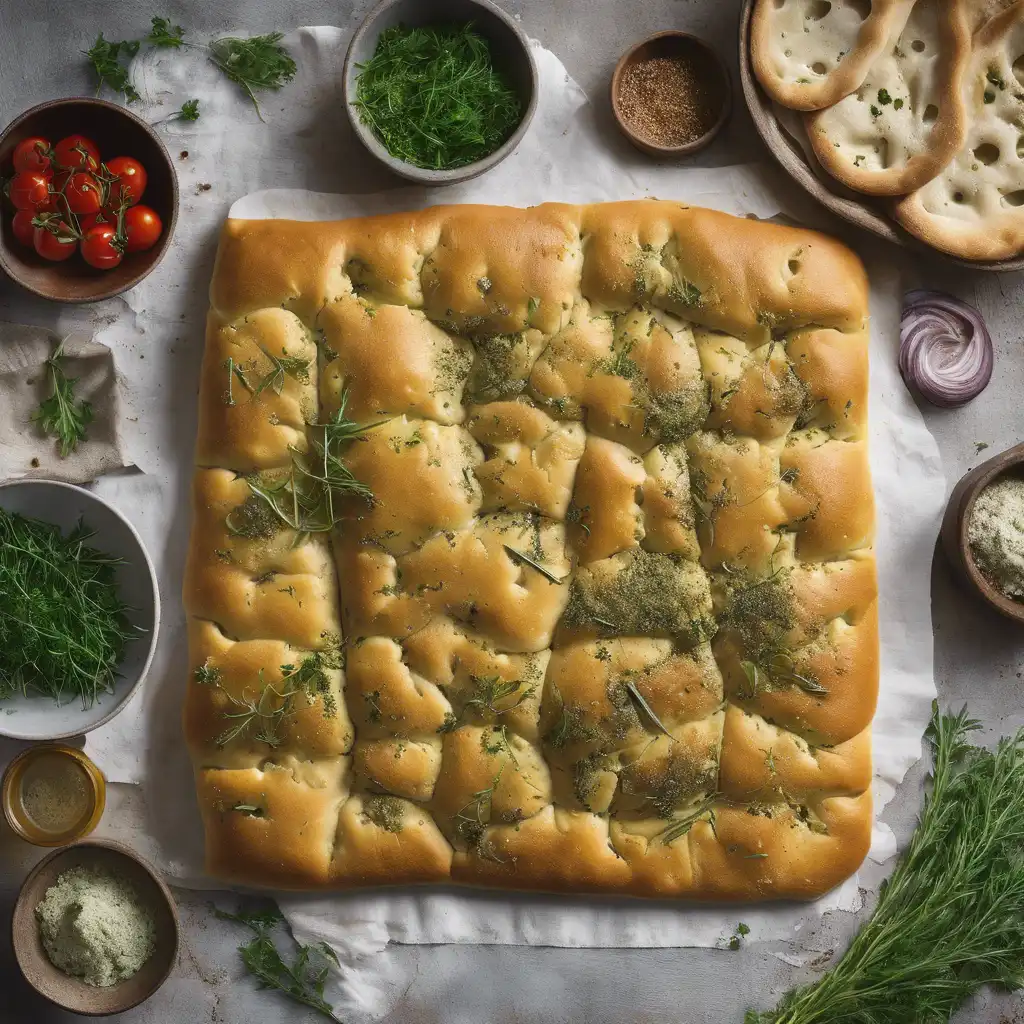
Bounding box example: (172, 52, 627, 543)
(32, 341, 94, 458)
(209, 32, 297, 120)
(85, 34, 141, 102)
(353, 22, 522, 170)
(147, 16, 184, 47)
(0, 509, 138, 707)
(747, 703, 1024, 1023)
(214, 903, 343, 1022)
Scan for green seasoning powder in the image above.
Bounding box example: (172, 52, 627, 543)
(35, 865, 156, 987)
(968, 474, 1024, 599)
(353, 22, 522, 170)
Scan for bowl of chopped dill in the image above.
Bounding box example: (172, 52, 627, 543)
(344, 0, 537, 184)
(0, 480, 160, 740)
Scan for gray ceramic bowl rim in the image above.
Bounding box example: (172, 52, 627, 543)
(342, 0, 539, 185)
(0, 96, 179, 304)
(0, 479, 161, 739)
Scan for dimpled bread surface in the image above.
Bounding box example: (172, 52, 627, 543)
(184, 201, 878, 899)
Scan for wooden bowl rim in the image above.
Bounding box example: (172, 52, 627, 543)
(0, 96, 179, 303)
(736, 0, 1024, 272)
(610, 30, 732, 157)
(12, 838, 179, 1015)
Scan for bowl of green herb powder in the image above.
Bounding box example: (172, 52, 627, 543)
(344, 0, 537, 184)
(942, 442, 1024, 625)
(13, 839, 178, 1014)
(0, 480, 160, 739)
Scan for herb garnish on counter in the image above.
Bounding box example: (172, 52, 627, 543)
(215, 904, 343, 1023)
(209, 33, 297, 120)
(0, 509, 137, 707)
(353, 23, 521, 170)
(747, 704, 1024, 1023)
(32, 340, 93, 458)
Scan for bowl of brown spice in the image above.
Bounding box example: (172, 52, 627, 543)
(611, 31, 731, 157)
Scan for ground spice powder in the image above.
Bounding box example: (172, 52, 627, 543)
(617, 53, 720, 148)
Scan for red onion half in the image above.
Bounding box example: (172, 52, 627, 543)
(899, 290, 993, 408)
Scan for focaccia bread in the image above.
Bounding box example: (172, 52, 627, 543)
(894, 0, 1024, 259)
(751, 0, 915, 110)
(805, 0, 970, 195)
(184, 201, 878, 900)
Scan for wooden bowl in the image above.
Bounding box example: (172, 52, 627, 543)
(0, 98, 178, 302)
(12, 839, 179, 1015)
(343, 0, 538, 185)
(611, 32, 731, 157)
(737, 0, 1024, 272)
(940, 442, 1024, 625)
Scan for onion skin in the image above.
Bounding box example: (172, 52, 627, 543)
(899, 290, 993, 409)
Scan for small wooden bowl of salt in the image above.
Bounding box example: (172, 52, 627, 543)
(611, 31, 731, 157)
(12, 839, 179, 1015)
(941, 442, 1024, 625)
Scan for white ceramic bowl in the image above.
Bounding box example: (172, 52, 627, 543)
(0, 480, 160, 740)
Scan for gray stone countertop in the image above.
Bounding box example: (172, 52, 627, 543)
(1, 1, 1023, 1021)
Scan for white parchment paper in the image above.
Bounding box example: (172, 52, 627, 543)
(2, 27, 942, 1013)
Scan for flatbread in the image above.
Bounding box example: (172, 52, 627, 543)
(751, 0, 917, 111)
(804, 0, 970, 196)
(894, 0, 1024, 259)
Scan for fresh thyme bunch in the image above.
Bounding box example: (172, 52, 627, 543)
(748, 703, 1024, 1023)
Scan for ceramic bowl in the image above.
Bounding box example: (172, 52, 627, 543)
(611, 31, 732, 157)
(343, 0, 538, 185)
(0, 97, 178, 302)
(12, 839, 179, 1015)
(940, 442, 1024, 625)
(0, 480, 160, 739)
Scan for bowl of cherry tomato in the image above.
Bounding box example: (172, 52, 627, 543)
(0, 97, 177, 303)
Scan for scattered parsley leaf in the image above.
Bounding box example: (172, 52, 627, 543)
(147, 16, 184, 48)
(209, 33, 297, 120)
(178, 98, 200, 121)
(85, 34, 141, 102)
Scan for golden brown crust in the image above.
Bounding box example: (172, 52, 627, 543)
(185, 201, 877, 899)
(751, 0, 915, 111)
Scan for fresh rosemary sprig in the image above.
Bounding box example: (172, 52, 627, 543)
(623, 680, 672, 738)
(657, 792, 720, 845)
(209, 33, 297, 120)
(237, 392, 379, 538)
(748, 703, 1024, 1024)
(503, 545, 565, 585)
(214, 904, 343, 1023)
(32, 341, 94, 459)
(0, 509, 138, 707)
(353, 23, 521, 170)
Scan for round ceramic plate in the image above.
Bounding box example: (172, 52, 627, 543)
(0, 481, 160, 740)
(737, 0, 1024, 272)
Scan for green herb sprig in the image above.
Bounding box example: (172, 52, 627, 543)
(85, 35, 141, 102)
(147, 16, 184, 48)
(32, 341, 94, 458)
(214, 904, 343, 1023)
(748, 703, 1024, 1023)
(0, 509, 138, 707)
(353, 23, 522, 170)
(209, 32, 297, 120)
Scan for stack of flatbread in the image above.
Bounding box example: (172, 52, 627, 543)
(751, 0, 1024, 260)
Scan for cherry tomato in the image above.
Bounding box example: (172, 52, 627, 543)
(11, 210, 35, 246)
(9, 171, 51, 210)
(106, 156, 147, 206)
(33, 222, 77, 262)
(122, 204, 162, 252)
(80, 223, 123, 270)
(65, 172, 103, 215)
(53, 134, 100, 172)
(12, 136, 52, 174)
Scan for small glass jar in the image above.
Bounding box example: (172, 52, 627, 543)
(2, 744, 106, 846)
